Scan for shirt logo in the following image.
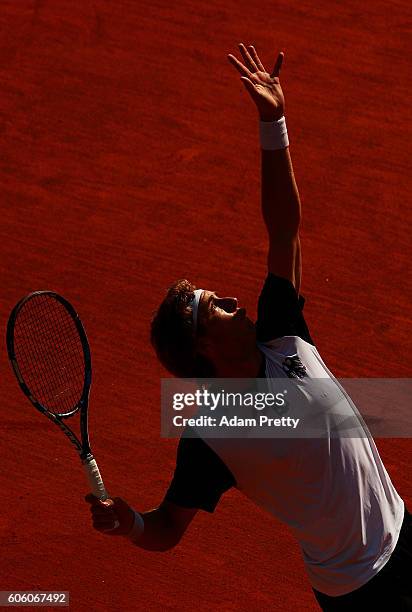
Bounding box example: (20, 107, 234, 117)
(282, 354, 307, 379)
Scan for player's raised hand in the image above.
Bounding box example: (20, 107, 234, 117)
(228, 44, 285, 121)
(85, 493, 135, 536)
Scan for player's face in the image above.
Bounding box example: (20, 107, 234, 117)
(198, 290, 256, 356)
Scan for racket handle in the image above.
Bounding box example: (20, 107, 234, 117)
(83, 457, 109, 501)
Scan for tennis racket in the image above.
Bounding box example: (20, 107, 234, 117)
(6, 291, 110, 503)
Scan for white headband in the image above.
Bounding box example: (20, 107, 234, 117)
(189, 289, 204, 333)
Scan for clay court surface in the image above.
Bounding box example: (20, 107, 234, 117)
(0, 1, 411, 610)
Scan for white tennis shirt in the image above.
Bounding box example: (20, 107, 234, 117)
(205, 335, 404, 597)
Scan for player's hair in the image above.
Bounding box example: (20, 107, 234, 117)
(151, 279, 215, 378)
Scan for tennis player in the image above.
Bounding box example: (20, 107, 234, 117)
(86, 44, 412, 610)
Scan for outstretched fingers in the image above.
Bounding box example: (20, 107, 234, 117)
(270, 51, 284, 78)
(227, 53, 254, 80)
(238, 43, 258, 72)
(247, 45, 265, 72)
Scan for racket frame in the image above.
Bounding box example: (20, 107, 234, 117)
(7, 291, 95, 463)
(7, 291, 114, 504)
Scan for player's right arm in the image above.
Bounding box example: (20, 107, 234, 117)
(86, 434, 234, 549)
(136, 501, 198, 550)
(86, 494, 197, 551)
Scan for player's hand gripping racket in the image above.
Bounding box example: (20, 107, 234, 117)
(7, 291, 117, 524)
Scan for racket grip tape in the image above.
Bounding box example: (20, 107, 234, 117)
(83, 457, 109, 501)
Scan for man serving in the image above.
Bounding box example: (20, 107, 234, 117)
(86, 43, 411, 610)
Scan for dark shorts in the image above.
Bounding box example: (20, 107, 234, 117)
(313, 507, 412, 611)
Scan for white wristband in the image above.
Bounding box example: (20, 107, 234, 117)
(126, 510, 145, 543)
(259, 116, 289, 150)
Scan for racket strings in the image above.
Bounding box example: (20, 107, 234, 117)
(17, 332, 82, 392)
(15, 316, 84, 408)
(15, 304, 84, 412)
(13, 294, 86, 415)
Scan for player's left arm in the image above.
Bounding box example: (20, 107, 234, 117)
(228, 44, 302, 294)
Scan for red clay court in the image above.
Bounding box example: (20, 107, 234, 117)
(0, 1, 411, 610)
